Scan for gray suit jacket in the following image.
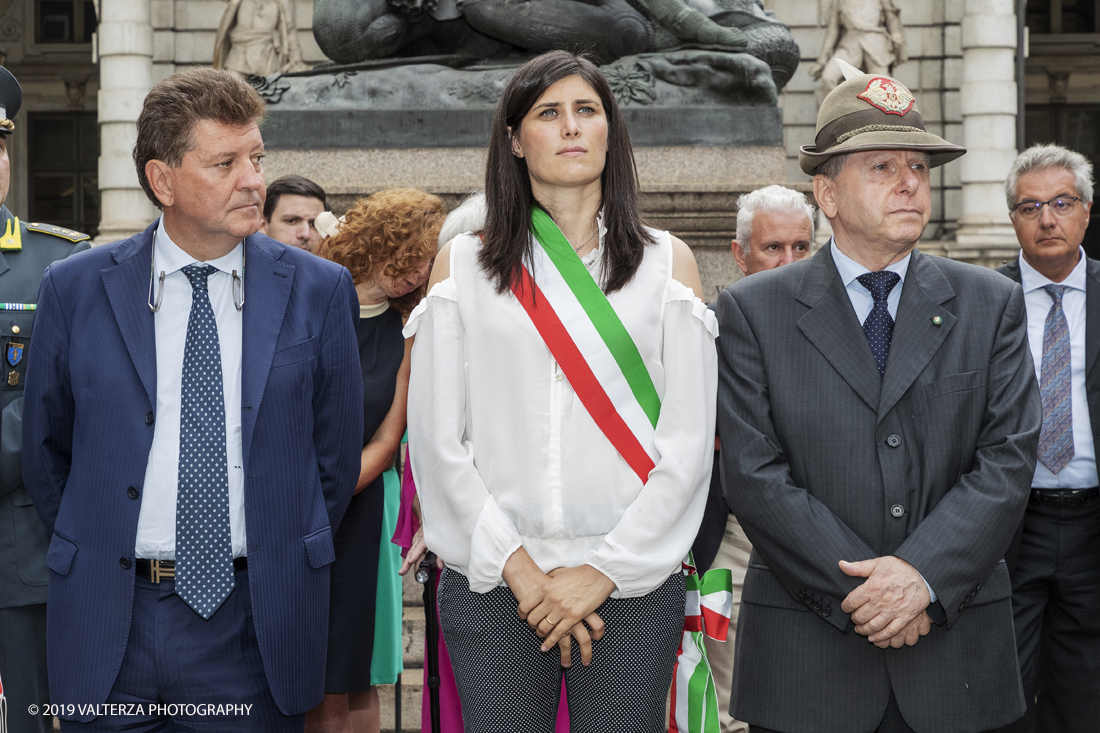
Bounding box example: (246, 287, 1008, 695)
(0, 207, 90, 609)
(716, 244, 1041, 733)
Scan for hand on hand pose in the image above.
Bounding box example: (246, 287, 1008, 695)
(505, 550, 614, 667)
(840, 555, 932, 648)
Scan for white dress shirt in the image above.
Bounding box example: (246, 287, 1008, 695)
(134, 222, 247, 560)
(830, 239, 937, 602)
(1019, 247, 1097, 489)
(405, 229, 718, 598)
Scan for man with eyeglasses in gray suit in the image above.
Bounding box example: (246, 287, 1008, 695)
(996, 144, 1098, 733)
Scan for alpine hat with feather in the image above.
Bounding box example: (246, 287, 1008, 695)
(799, 60, 965, 175)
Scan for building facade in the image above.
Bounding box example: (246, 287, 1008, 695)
(1, 0, 1094, 252)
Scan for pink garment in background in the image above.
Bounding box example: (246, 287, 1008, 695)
(394, 451, 570, 733)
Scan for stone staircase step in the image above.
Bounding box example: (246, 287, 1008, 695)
(378, 675, 424, 733)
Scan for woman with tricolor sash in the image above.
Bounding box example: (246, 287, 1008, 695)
(404, 50, 719, 732)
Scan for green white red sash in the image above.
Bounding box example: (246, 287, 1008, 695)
(511, 207, 661, 483)
(670, 555, 734, 733)
(509, 210, 730, 730)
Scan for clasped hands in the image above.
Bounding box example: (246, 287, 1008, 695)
(504, 548, 615, 668)
(839, 555, 932, 649)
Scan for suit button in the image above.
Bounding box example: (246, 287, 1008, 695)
(119, 557, 132, 570)
(145, 411, 154, 425)
(798, 591, 808, 600)
(886, 434, 902, 448)
(890, 504, 905, 518)
(813, 602, 823, 611)
(822, 606, 831, 617)
(127, 486, 139, 499)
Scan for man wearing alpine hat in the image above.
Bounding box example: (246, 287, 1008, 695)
(0, 65, 91, 733)
(715, 62, 1042, 733)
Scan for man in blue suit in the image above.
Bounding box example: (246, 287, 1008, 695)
(21, 67, 363, 731)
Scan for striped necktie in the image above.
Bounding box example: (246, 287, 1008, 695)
(1037, 284, 1074, 474)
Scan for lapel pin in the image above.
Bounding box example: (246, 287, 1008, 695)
(932, 316, 943, 326)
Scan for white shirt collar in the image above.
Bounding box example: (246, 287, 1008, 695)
(154, 218, 243, 277)
(1018, 246, 1087, 294)
(830, 237, 912, 287)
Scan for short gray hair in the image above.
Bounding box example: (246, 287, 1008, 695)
(439, 191, 487, 246)
(735, 185, 815, 253)
(1006, 143, 1094, 212)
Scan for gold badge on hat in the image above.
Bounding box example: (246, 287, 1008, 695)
(858, 78, 916, 116)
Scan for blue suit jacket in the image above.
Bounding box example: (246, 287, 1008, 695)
(21, 221, 363, 719)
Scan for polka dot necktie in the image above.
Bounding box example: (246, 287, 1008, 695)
(175, 264, 234, 619)
(857, 270, 901, 379)
(1037, 284, 1074, 474)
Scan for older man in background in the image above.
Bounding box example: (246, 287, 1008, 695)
(692, 184, 814, 733)
(996, 144, 1097, 733)
(262, 174, 329, 252)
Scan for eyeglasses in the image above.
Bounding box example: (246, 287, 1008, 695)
(1011, 196, 1082, 220)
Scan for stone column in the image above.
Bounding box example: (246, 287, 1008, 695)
(95, 0, 157, 245)
(948, 0, 1020, 265)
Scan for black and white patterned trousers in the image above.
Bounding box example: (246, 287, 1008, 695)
(438, 567, 685, 733)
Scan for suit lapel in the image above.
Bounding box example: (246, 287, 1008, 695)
(1085, 258, 1100, 376)
(240, 235, 294, 469)
(796, 245, 882, 411)
(101, 223, 158, 409)
(878, 250, 957, 421)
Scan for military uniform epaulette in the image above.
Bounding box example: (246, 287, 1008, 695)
(25, 221, 90, 243)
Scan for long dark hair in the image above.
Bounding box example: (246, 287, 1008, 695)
(479, 51, 654, 295)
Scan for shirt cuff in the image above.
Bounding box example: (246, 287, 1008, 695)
(920, 572, 937, 604)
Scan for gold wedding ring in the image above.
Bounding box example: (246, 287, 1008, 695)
(541, 617, 557, 627)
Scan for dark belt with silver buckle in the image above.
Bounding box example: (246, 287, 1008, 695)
(1029, 487, 1100, 506)
(135, 557, 247, 582)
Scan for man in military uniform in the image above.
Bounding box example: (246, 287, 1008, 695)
(0, 66, 90, 733)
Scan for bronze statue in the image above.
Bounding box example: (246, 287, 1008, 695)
(310, 0, 798, 91)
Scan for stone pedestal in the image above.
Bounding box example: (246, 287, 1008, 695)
(264, 144, 790, 297)
(95, 0, 158, 245)
(948, 0, 1020, 264)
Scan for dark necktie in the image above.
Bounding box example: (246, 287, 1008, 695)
(1037, 284, 1074, 474)
(175, 264, 234, 619)
(857, 270, 901, 379)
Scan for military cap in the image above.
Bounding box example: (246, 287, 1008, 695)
(0, 66, 20, 136)
(799, 70, 965, 175)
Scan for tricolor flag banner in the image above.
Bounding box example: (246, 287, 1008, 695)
(670, 555, 734, 733)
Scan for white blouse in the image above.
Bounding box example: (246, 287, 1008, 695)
(404, 228, 718, 598)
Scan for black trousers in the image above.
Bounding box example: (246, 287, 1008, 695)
(998, 494, 1100, 733)
(437, 568, 684, 733)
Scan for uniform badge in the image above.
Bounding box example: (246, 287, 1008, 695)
(0, 216, 21, 251)
(858, 77, 915, 116)
(7, 370, 17, 386)
(5, 340, 21, 366)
